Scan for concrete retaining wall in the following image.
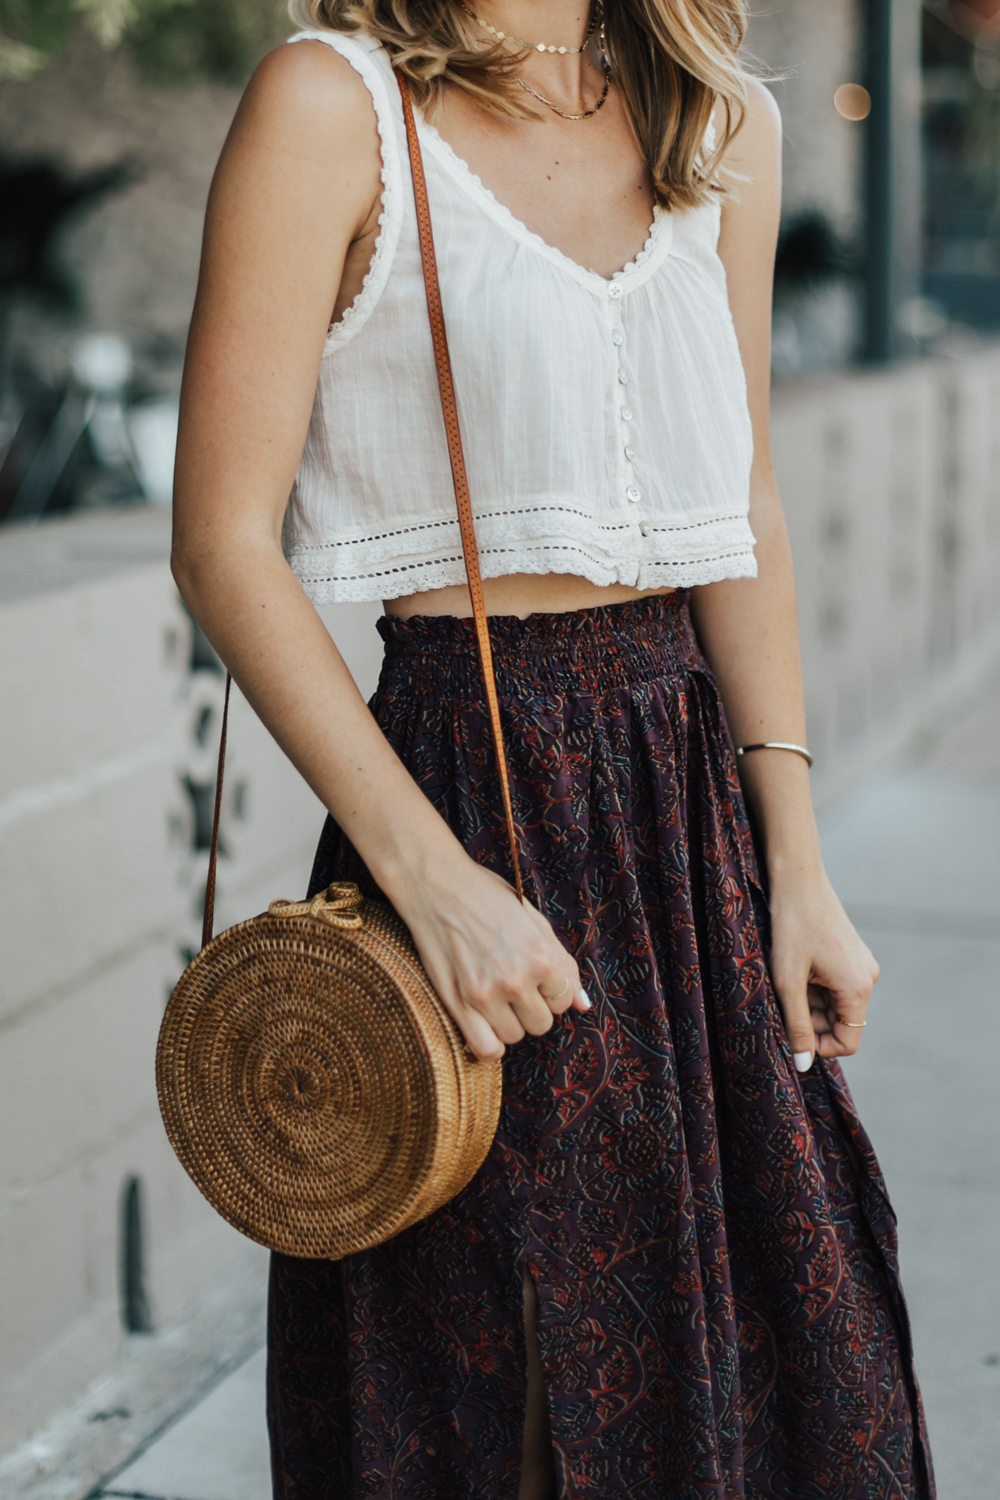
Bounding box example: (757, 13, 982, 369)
(0, 511, 383, 1456)
(776, 343, 1000, 793)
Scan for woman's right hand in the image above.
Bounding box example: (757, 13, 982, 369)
(390, 852, 590, 1061)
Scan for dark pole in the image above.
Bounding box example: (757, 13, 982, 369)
(121, 1175, 153, 1333)
(864, 0, 895, 363)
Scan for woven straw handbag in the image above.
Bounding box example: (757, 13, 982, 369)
(156, 73, 525, 1261)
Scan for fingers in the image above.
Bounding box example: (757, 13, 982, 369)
(434, 944, 585, 1061)
(819, 984, 872, 1058)
(814, 943, 878, 1060)
(507, 953, 576, 1035)
(771, 963, 818, 1074)
(769, 886, 880, 1072)
(450, 948, 580, 1061)
(492, 901, 583, 1029)
(402, 860, 588, 1062)
(534, 942, 586, 1017)
(468, 929, 588, 1055)
(453, 1006, 507, 1063)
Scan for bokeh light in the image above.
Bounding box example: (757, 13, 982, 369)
(834, 83, 872, 120)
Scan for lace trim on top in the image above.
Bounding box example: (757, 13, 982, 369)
(287, 547, 758, 604)
(288, 32, 404, 355)
(286, 504, 757, 603)
(414, 113, 675, 295)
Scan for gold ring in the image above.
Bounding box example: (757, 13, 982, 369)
(543, 977, 570, 1002)
(837, 1017, 867, 1029)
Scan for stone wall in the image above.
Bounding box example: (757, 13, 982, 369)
(775, 343, 1000, 794)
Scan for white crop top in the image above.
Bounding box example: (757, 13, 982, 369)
(282, 30, 756, 603)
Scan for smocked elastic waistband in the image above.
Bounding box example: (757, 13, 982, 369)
(376, 592, 702, 697)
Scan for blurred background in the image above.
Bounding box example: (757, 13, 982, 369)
(0, 2, 998, 1497)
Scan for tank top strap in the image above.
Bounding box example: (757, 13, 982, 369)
(286, 29, 407, 354)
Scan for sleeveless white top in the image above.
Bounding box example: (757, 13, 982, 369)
(282, 30, 756, 603)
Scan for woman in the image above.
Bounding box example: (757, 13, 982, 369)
(171, 0, 934, 1494)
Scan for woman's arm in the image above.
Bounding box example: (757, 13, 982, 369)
(691, 79, 879, 1070)
(172, 41, 584, 1061)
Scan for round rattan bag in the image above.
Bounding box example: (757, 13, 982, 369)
(156, 883, 503, 1259)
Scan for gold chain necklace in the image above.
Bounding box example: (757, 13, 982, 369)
(460, 1, 600, 55)
(515, 24, 610, 119)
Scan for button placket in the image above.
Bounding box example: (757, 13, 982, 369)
(604, 289, 633, 516)
(604, 280, 645, 528)
(610, 309, 640, 515)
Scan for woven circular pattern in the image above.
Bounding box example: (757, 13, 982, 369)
(156, 885, 502, 1259)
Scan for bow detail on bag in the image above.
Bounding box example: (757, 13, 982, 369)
(269, 882, 365, 929)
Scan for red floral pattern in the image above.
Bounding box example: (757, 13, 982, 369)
(267, 594, 934, 1500)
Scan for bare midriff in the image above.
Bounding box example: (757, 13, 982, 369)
(386, 572, 677, 621)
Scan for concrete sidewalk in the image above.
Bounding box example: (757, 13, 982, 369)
(94, 684, 1000, 1500)
(823, 686, 1000, 1498)
(99, 1349, 270, 1500)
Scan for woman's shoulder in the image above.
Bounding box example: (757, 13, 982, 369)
(219, 32, 386, 241)
(723, 78, 782, 171)
(243, 29, 391, 145)
(742, 77, 782, 140)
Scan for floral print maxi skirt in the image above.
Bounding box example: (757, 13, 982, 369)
(267, 593, 934, 1500)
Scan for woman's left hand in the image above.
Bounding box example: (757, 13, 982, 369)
(767, 866, 880, 1073)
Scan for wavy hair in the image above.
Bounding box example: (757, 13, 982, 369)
(287, 0, 749, 209)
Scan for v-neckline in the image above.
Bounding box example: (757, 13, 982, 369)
(413, 108, 674, 295)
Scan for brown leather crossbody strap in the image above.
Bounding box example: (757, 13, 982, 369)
(202, 671, 231, 949)
(200, 74, 526, 949)
(395, 70, 525, 903)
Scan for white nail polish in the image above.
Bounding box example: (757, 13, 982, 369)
(579, 989, 592, 1010)
(793, 1051, 813, 1073)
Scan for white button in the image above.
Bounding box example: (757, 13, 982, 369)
(639, 520, 650, 536)
(620, 405, 632, 421)
(618, 368, 628, 385)
(608, 281, 623, 299)
(612, 329, 624, 346)
(624, 445, 636, 461)
(626, 485, 641, 503)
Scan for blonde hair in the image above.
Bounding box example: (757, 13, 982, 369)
(287, 0, 749, 209)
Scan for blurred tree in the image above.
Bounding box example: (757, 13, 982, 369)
(773, 213, 858, 294)
(0, 157, 132, 319)
(128, 0, 292, 84)
(0, 0, 290, 84)
(0, 154, 134, 523)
